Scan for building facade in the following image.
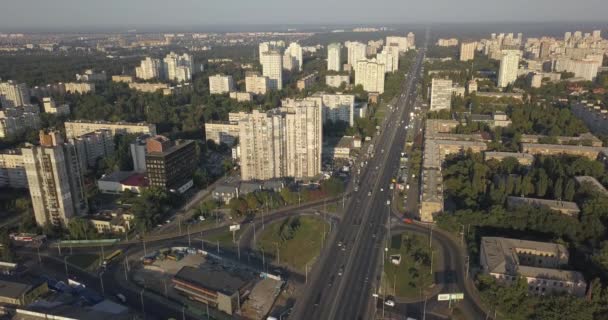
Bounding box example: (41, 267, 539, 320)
(459, 41, 477, 61)
(0, 80, 30, 107)
(209, 75, 234, 94)
(245, 74, 269, 95)
(261, 50, 283, 90)
(327, 43, 342, 72)
(22, 131, 88, 226)
(355, 59, 386, 93)
(430, 78, 453, 111)
(64, 120, 156, 139)
(498, 50, 521, 88)
(145, 136, 197, 193)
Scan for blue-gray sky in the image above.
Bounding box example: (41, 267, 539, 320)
(1, 0, 607, 31)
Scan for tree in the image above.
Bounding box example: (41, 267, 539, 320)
(67, 217, 98, 239)
(564, 179, 576, 201)
(132, 187, 169, 231)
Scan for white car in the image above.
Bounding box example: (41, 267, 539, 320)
(384, 299, 395, 307)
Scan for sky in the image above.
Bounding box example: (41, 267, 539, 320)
(1, 0, 607, 31)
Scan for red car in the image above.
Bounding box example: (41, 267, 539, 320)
(403, 218, 413, 224)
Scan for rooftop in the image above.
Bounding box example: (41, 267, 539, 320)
(507, 196, 580, 214)
(0, 279, 33, 299)
(173, 266, 248, 296)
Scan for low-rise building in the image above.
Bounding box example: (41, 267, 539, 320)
(297, 73, 318, 91)
(325, 75, 350, 88)
(520, 132, 602, 147)
(507, 196, 580, 216)
(76, 69, 106, 82)
(42, 97, 70, 116)
(64, 120, 156, 139)
(128, 82, 170, 93)
(212, 184, 239, 204)
(64, 82, 95, 94)
(574, 176, 608, 196)
(97, 171, 148, 194)
(480, 237, 586, 296)
(475, 92, 523, 101)
(111, 75, 134, 83)
(484, 151, 534, 166)
(521, 143, 605, 160)
(87, 210, 134, 234)
(172, 266, 253, 315)
(0, 279, 48, 306)
(571, 102, 608, 136)
(420, 119, 488, 222)
(229, 92, 252, 102)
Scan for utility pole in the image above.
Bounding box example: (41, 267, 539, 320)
(64, 256, 68, 278)
(430, 250, 434, 275)
(465, 255, 470, 279)
(423, 296, 427, 320)
(140, 289, 146, 319)
(305, 262, 309, 283)
(187, 224, 191, 247)
(99, 271, 105, 295)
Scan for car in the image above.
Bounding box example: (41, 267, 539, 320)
(116, 293, 127, 303)
(338, 265, 345, 276)
(198, 215, 206, 221)
(403, 218, 413, 224)
(380, 188, 384, 192)
(368, 191, 372, 196)
(354, 185, 359, 192)
(384, 297, 395, 307)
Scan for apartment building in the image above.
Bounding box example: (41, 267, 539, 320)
(0, 104, 41, 138)
(42, 97, 69, 116)
(238, 103, 322, 181)
(64, 120, 156, 139)
(326, 75, 350, 88)
(205, 122, 240, 146)
(22, 130, 88, 226)
(327, 43, 342, 72)
(0, 80, 30, 107)
(0, 149, 27, 188)
(480, 237, 586, 296)
(355, 58, 386, 94)
(209, 74, 234, 94)
(245, 74, 270, 95)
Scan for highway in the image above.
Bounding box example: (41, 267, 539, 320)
(291, 34, 429, 320)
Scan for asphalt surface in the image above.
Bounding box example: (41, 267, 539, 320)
(291, 40, 429, 320)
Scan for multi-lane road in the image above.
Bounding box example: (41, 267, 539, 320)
(291, 34, 429, 320)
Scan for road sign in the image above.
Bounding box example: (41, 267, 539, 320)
(437, 294, 450, 301)
(438, 293, 464, 301)
(229, 224, 241, 232)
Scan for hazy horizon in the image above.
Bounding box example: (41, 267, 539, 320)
(1, 0, 607, 32)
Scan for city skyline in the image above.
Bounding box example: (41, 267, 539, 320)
(1, 0, 607, 31)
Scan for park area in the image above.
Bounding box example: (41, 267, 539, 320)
(382, 233, 436, 299)
(256, 216, 328, 273)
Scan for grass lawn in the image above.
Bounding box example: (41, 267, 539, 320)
(382, 233, 436, 299)
(67, 253, 100, 271)
(203, 229, 243, 249)
(257, 216, 328, 272)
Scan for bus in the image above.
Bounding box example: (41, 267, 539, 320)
(102, 250, 123, 267)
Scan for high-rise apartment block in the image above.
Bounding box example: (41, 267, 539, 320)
(355, 59, 386, 94)
(327, 43, 342, 72)
(69, 129, 115, 170)
(245, 74, 270, 95)
(22, 130, 88, 226)
(145, 136, 197, 193)
(0, 81, 30, 107)
(135, 57, 162, 80)
(238, 104, 322, 181)
(377, 47, 399, 73)
(459, 41, 476, 61)
(164, 52, 193, 82)
(209, 75, 234, 94)
(430, 79, 453, 111)
(316, 93, 355, 126)
(284, 43, 303, 72)
(0, 105, 40, 138)
(261, 50, 283, 90)
(386, 36, 410, 53)
(258, 41, 285, 64)
(346, 42, 367, 67)
(135, 53, 194, 82)
(497, 50, 521, 88)
(130, 135, 151, 173)
(554, 56, 601, 81)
